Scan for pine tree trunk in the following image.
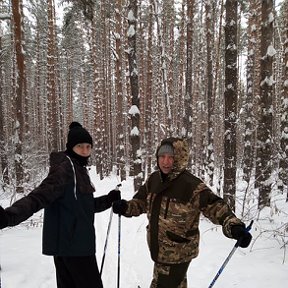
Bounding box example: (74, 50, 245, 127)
(242, 0, 259, 185)
(47, 0, 59, 151)
(183, 0, 195, 151)
(256, 0, 275, 209)
(279, 0, 288, 201)
(12, 0, 25, 193)
(115, 0, 126, 181)
(92, 4, 104, 180)
(223, 0, 238, 211)
(127, 0, 142, 190)
(0, 30, 9, 186)
(152, 0, 172, 135)
(144, 2, 154, 176)
(205, 0, 215, 186)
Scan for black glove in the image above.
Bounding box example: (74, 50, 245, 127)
(107, 189, 121, 205)
(112, 200, 128, 215)
(0, 206, 8, 229)
(231, 225, 252, 248)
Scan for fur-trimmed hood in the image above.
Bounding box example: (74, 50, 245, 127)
(156, 137, 189, 181)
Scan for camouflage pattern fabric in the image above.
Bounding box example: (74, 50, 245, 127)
(123, 137, 244, 265)
(150, 262, 189, 288)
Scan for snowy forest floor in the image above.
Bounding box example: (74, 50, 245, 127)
(0, 168, 287, 287)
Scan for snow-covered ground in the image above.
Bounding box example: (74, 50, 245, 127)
(0, 168, 287, 287)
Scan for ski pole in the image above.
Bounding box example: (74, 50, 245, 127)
(100, 208, 113, 276)
(208, 220, 253, 288)
(116, 183, 122, 288)
(100, 184, 122, 276)
(117, 211, 121, 288)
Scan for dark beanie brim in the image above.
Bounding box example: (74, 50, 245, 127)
(66, 122, 93, 149)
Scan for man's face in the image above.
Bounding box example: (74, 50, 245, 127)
(158, 154, 174, 174)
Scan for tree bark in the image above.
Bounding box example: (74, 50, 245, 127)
(127, 0, 142, 190)
(0, 28, 9, 186)
(223, 0, 238, 211)
(12, 0, 26, 193)
(47, 0, 59, 151)
(279, 0, 288, 201)
(183, 0, 195, 151)
(256, 0, 275, 209)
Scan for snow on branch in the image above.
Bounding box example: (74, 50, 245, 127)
(268, 12, 274, 24)
(127, 9, 136, 38)
(130, 126, 139, 136)
(260, 76, 275, 87)
(266, 45, 277, 57)
(128, 105, 140, 116)
(127, 24, 136, 38)
(0, 13, 11, 20)
(128, 10, 136, 21)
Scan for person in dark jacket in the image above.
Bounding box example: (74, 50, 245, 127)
(0, 122, 120, 288)
(112, 137, 252, 288)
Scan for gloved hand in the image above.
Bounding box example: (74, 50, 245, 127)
(231, 225, 252, 248)
(107, 189, 121, 204)
(0, 206, 8, 229)
(112, 200, 128, 215)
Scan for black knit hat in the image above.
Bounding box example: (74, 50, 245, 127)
(66, 122, 93, 150)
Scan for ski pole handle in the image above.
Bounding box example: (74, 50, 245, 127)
(235, 220, 253, 248)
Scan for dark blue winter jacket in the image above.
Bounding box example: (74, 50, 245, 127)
(4, 151, 112, 256)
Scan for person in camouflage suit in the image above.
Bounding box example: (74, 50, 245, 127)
(113, 137, 252, 288)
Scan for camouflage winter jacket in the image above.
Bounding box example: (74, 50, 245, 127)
(123, 138, 243, 264)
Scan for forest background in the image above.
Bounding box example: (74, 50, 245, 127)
(0, 0, 287, 246)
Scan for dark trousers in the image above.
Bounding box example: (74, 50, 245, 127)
(53, 255, 103, 288)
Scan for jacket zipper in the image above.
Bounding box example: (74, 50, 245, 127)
(164, 198, 170, 219)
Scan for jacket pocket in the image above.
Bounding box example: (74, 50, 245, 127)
(186, 228, 199, 238)
(166, 231, 190, 243)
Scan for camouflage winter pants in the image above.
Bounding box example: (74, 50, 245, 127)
(150, 261, 190, 288)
